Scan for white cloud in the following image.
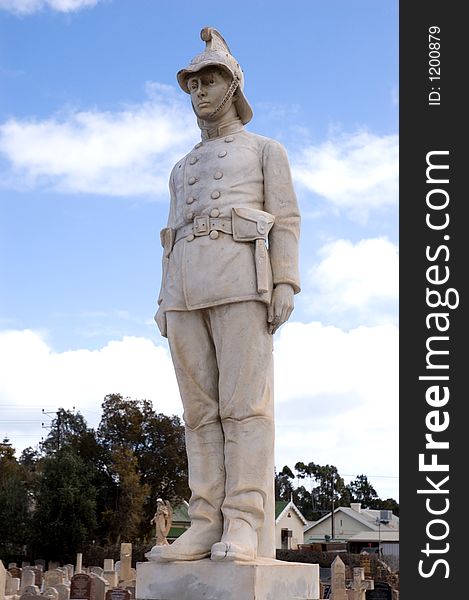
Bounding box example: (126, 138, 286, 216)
(0, 329, 182, 446)
(273, 320, 399, 500)
(292, 131, 398, 221)
(0, 0, 101, 13)
(301, 237, 399, 328)
(0, 83, 199, 197)
(0, 321, 399, 500)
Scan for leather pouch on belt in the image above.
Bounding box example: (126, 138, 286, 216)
(160, 227, 175, 258)
(232, 207, 275, 294)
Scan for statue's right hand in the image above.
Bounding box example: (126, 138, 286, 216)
(155, 307, 168, 338)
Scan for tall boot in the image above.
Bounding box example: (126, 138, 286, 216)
(211, 416, 275, 562)
(147, 422, 225, 561)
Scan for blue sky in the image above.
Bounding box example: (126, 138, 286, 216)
(0, 0, 399, 500)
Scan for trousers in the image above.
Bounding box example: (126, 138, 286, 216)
(166, 300, 276, 557)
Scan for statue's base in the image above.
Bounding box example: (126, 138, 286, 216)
(136, 557, 319, 600)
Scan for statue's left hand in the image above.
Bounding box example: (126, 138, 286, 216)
(267, 283, 294, 335)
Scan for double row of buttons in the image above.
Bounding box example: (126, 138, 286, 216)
(187, 170, 223, 186)
(184, 136, 233, 220)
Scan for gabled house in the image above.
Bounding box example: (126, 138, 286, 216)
(275, 499, 308, 550)
(303, 503, 399, 559)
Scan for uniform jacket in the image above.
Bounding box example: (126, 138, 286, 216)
(157, 120, 300, 314)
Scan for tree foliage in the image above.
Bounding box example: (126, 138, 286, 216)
(1, 396, 398, 561)
(0, 438, 32, 557)
(0, 394, 189, 561)
(275, 462, 398, 522)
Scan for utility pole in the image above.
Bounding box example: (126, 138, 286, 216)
(42, 408, 69, 452)
(331, 474, 335, 540)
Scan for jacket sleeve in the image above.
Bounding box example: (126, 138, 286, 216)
(262, 139, 301, 294)
(157, 168, 177, 306)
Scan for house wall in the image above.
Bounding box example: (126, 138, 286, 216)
(275, 510, 305, 549)
(304, 511, 373, 543)
(382, 542, 399, 557)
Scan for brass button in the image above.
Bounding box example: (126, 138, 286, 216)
(186, 196, 196, 205)
(195, 142, 203, 149)
(209, 230, 219, 240)
(213, 171, 223, 180)
(211, 190, 221, 199)
(185, 211, 194, 221)
(186, 234, 195, 242)
(189, 156, 198, 165)
(188, 176, 197, 185)
(218, 150, 227, 158)
(210, 209, 220, 217)
(224, 135, 234, 143)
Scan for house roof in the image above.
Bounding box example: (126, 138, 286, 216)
(275, 500, 289, 519)
(172, 500, 190, 523)
(275, 500, 308, 525)
(304, 505, 399, 534)
(348, 531, 399, 543)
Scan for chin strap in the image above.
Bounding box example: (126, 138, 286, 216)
(206, 77, 239, 119)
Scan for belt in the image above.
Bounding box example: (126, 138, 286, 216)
(175, 215, 233, 243)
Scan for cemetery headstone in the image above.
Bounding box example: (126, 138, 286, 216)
(89, 570, 102, 579)
(55, 584, 71, 600)
(1, 561, 6, 600)
(118, 545, 131, 583)
(89, 577, 106, 600)
(20, 570, 35, 591)
(105, 589, 130, 600)
(102, 563, 113, 574)
(7, 575, 21, 596)
(331, 556, 347, 600)
(352, 567, 374, 600)
(43, 588, 59, 600)
(47, 564, 59, 574)
(23, 586, 40, 595)
(19, 592, 40, 600)
(3, 571, 11, 594)
(43, 571, 64, 589)
(74, 557, 82, 577)
(70, 574, 93, 600)
(30, 568, 42, 589)
(102, 573, 117, 590)
(8, 568, 21, 581)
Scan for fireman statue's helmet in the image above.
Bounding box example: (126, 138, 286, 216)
(177, 27, 253, 125)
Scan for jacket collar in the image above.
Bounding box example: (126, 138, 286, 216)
(199, 117, 244, 141)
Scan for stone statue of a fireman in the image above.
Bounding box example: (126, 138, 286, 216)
(149, 27, 300, 563)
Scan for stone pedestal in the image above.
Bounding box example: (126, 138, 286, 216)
(136, 558, 319, 600)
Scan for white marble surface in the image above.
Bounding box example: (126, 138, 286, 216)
(136, 558, 319, 600)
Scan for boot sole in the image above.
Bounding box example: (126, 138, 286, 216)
(158, 550, 211, 562)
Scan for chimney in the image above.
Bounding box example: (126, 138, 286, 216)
(350, 503, 362, 513)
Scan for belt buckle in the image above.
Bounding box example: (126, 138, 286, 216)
(194, 215, 210, 236)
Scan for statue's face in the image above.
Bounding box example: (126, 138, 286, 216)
(187, 67, 233, 121)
